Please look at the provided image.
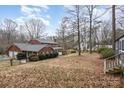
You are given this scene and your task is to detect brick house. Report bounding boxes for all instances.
[7,43,54,58]
[29,39,62,52]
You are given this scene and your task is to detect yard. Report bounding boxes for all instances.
[0,53,123,88]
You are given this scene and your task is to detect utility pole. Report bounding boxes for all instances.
[112,5,116,51]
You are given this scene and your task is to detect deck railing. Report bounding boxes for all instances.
[104,52,124,73]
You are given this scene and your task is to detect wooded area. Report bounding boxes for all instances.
[0,5,124,55]
[56,5,124,55]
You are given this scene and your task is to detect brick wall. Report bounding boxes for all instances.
[7,45,21,52]
[39,47,54,54]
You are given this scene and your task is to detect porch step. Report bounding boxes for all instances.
[113,67,121,70]
[108,67,122,74]
[104,52,124,74]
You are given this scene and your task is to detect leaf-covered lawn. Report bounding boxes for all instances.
[0,53,123,88]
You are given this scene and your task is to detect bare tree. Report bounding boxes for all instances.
[2,19,17,44]
[80,18,89,51]
[92,21,100,49]
[24,18,46,39]
[66,5,82,55]
[115,5,124,36]
[56,17,70,50]
[86,5,96,53]
[101,21,112,44]
[16,25,28,43]
[69,21,77,48]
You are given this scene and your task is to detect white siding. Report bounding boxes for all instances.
[9,51,18,58]
[116,37,124,53]
[9,51,13,58]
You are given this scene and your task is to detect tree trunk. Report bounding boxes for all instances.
[77,5,81,56]
[112,5,116,51]
[89,8,92,54]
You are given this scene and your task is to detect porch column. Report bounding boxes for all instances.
[37,52,39,55]
[26,51,29,62]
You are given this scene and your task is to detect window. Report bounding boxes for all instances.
[116,41,119,49]
[119,41,122,50]
[122,40,124,50]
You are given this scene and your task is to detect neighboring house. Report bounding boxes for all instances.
[92,44,112,50]
[74,42,88,51]
[115,34,124,54]
[29,39,59,46]
[74,41,112,51]
[7,43,54,58]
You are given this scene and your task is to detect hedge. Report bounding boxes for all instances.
[97,47,109,53]
[29,54,39,62]
[16,52,27,60]
[39,54,46,60]
[98,48,115,59]
[17,51,59,62]
[54,51,59,57]
[39,52,58,60]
